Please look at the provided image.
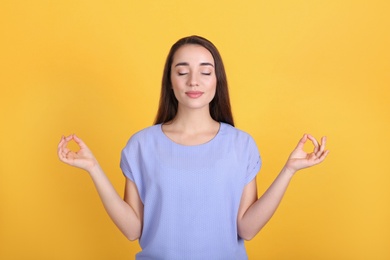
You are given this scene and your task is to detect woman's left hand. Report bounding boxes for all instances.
[284,134,329,173]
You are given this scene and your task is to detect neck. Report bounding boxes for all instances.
[161,106,220,146]
[169,106,217,132]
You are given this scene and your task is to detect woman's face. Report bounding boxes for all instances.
[170,44,217,112]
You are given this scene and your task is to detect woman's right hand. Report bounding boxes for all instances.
[57,134,98,172]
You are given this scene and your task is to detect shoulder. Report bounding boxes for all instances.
[132,124,161,139]
[220,123,256,142]
[123,124,162,150]
[219,123,260,153]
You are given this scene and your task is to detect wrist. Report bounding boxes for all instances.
[86,160,101,175]
[281,166,297,178]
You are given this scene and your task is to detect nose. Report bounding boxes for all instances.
[187,73,199,87]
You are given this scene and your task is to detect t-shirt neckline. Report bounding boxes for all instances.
[159,122,224,147]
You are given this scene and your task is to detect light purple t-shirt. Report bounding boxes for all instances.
[120,123,261,259]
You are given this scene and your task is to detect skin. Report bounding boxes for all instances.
[57,44,329,242]
[171,44,217,112]
[237,134,328,240]
[163,44,220,145]
[58,134,143,240]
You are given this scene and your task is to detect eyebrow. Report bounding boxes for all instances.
[174,62,214,67]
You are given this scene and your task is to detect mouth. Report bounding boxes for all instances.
[185,91,204,98]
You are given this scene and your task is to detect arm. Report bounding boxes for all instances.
[237,134,329,240]
[57,134,143,241]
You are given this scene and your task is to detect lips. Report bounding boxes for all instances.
[185,91,204,98]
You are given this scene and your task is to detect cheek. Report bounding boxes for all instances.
[170,77,180,91]
[209,78,217,92]
[201,75,217,87]
[207,80,217,99]
[170,74,187,88]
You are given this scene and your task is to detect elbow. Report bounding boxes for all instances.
[121,219,142,241]
[123,225,142,241]
[125,231,141,241]
[126,236,139,242]
[238,225,261,241]
[239,232,256,241]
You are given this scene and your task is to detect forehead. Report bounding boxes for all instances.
[172,44,214,65]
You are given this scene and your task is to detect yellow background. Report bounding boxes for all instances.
[1,0,389,259]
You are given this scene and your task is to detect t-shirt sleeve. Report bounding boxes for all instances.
[120,135,141,184]
[119,133,145,203]
[245,136,262,184]
[120,146,135,182]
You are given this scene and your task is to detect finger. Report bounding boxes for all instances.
[59,135,74,151]
[73,134,87,149]
[58,136,68,156]
[314,136,327,158]
[57,136,65,150]
[60,146,76,161]
[58,135,72,152]
[59,149,70,163]
[318,136,327,154]
[317,149,330,162]
[64,134,74,142]
[60,146,70,158]
[307,134,320,153]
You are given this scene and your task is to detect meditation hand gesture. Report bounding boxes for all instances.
[285,134,329,173]
[57,134,98,172]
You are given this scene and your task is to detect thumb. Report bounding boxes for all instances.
[72,134,89,150]
[294,134,308,151]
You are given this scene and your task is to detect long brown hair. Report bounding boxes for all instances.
[154,35,234,126]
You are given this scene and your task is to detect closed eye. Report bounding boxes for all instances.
[178,72,188,76]
[201,72,212,75]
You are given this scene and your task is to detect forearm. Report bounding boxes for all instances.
[87,163,142,240]
[238,167,295,240]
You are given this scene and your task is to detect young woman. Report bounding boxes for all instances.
[58,35,329,259]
